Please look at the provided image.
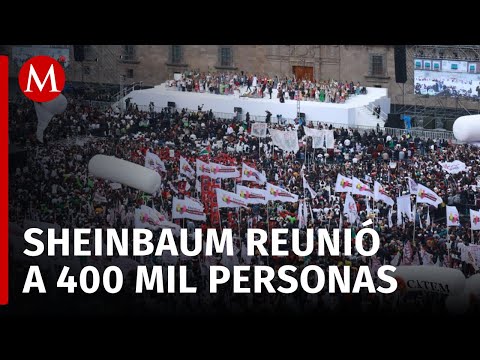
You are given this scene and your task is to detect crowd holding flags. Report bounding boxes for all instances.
[142,140,480,236]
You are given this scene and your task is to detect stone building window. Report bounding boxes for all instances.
[170,45,183,64]
[217,46,235,68]
[369,53,385,76]
[126,68,134,79]
[121,45,137,62]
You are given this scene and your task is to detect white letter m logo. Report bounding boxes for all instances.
[24,64,60,93]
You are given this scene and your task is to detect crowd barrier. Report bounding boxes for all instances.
[83,101,458,142]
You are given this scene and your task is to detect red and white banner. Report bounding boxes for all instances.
[145,151,166,173]
[241,163,266,184]
[172,196,206,221]
[334,174,353,193]
[196,159,211,177]
[416,184,442,208]
[236,185,268,205]
[374,181,394,206]
[446,206,460,227]
[352,177,373,197]
[343,193,358,224]
[216,188,248,208]
[180,156,195,179]
[209,161,240,179]
[470,209,480,230]
[266,183,299,203]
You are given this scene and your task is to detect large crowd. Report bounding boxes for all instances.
[166,70,367,104]
[8,94,480,315]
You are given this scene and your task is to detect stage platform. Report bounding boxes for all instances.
[123,83,391,127]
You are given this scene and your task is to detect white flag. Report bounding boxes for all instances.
[439,160,467,174]
[209,162,240,179]
[180,156,195,179]
[397,194,413,222]
[426,208,431,228]
[269,128,299,153]
[374,181,394,206]
[470,209,480,230]
[172,197,206,221]
[251,122,268,138]
[135,205,168,230]
[304,127,325,149]
[417,206,423,229]
[388,208,393,228]
[407,177,418,194]
[303,127,324,138]
[335,174,353,193]
[241,163,266,184]
[343,193,358,224]
[266,183,299,203]
[145,151,166,172]
[446,206,460,227]
[324,130,335,149]
[196,159,212,178]
[416,184,442,208]
[302,175,317,198]
[110,182,122,190]
[352,177,373,197]
[216,188,248,208]
[236,185,268,205]
[297,202,306,229]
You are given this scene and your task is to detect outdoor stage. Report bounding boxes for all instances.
[123,83,391,127]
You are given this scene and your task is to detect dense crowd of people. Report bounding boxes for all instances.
[8,94,480,315]
[166,70,367,104]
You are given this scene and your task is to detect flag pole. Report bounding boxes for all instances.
[412,205,416,243]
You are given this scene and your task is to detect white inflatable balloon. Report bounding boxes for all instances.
[453,115,480,143]
[392,266,466,296]
[88,155,162,194]
[34,94,68,142]
[41,94,68,115]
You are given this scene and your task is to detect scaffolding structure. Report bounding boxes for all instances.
[392,45,480,130]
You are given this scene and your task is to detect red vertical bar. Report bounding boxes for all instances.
[0,56,8,305]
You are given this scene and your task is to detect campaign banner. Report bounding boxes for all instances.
[335,174,353,193]
[374,181,394,206]
[180,156,195,179]
[216,188,248,208]
[266,183,298,203]
[172,197,206,221]
[145,151,166,173]
[416,184,442,208]
[209,162,240,179]
[352,177,373,197]
[236,185,268,205]
[446,206,460,227]
[241,163,266,184]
